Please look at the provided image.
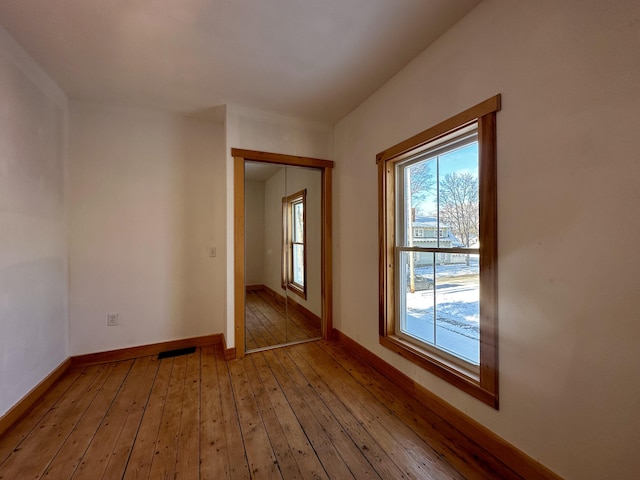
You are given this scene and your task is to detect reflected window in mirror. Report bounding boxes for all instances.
[282,189,307,299]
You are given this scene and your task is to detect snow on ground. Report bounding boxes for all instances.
[403,258,480,364]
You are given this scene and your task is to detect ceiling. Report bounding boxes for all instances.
[245,161,282,182]
[0,0,480,124]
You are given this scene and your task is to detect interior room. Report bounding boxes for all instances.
[1,1,639,479]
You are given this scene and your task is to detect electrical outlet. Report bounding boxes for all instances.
[107,313,119,326]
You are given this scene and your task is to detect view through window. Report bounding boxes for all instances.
[398,129,480,367]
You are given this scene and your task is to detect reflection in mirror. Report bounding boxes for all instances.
[244,161,322,352]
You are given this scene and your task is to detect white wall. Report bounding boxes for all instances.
[69,103,226,355]
[244,179,265,286]
[333,1,640,478]
[224,104,333,345]
[0,27,68,416]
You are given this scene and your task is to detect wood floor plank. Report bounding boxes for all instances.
[270,348,381,480]
[245,290,321,351]
[0,367,84,466]
[301,342,464,480]
[0,342,528,480]
[248,292,288,346]
[285,346,409,480]
[242,354,302,479]
[70,356,158,480]
[301,343,462,479]
[245,300,281,348]
[315,341,521,479]
[123,357,174,480]
[270,292,321,339]
[323,341,522,479]
[174,351,201,480]
[200,346,230,480]
[280,303,321,339]
[251,291,305,344]
[214,345,251,480]
[0,363,112,480]
[244,309,260,351]
[228,357,282,479]
[261,349,356,480]
[254,291,313,342]
[42,360,134,479]
[98,357,160,480]
[292,316,321,340]
[250,353,329,480]
[147,355,188,480]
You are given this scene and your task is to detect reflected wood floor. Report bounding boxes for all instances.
[0,341,522,479]
[246,289,321,350]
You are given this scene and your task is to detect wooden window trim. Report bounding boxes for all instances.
[377,95,501,408]
[283,189,307,300]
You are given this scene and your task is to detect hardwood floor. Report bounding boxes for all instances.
[245,289,321,350]
[0,341,522,479]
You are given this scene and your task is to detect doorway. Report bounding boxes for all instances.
[233,149,333,357]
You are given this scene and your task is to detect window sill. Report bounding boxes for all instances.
[286,283,307,300]
[379,335,498,409]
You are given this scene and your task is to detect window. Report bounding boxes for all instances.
[377,95,500,408]
[283,189,307,299]
[414,228,424,237]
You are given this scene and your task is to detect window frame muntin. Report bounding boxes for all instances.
[377,95,500,409]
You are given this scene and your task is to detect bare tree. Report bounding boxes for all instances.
[408,160,435,209]
[439,172,479,248]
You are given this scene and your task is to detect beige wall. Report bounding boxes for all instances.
[333,1,640,478]
[0,27,68,416]
[244,179,265,286]
[69,103,226,355]
[262,168,285,295]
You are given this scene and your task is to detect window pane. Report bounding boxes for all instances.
[399,250,435,344]
[404,157,437,247]
[438,142,479,249]
[434,252,479,365]
[398,250,479,366]
[292,244,304,286]
[292,202,304,242]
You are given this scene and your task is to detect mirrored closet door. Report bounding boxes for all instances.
[244,162,323,351]
[233,149,333,358]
